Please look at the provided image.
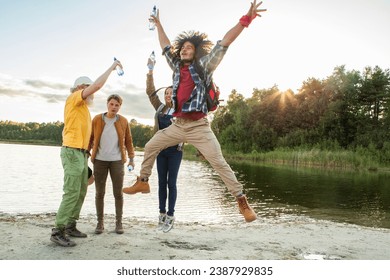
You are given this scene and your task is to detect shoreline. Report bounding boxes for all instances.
[2,141,389,173]
[1,212,389,260]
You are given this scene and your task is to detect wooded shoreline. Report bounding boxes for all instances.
[2,140,389,173]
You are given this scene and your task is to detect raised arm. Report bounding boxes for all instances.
[220,0,267,47]
[146,57,163,111]
[146,57,156,96]
[82,60,122,99]
[151,10,171,50]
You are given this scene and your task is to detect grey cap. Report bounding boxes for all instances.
[73,76,93,87]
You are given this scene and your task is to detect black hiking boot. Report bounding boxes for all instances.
[50,228,76,247]
[65,222,87,238]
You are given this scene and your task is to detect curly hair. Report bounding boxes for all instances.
[172,31,214,62]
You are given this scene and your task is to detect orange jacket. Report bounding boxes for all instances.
[88,113,135,164]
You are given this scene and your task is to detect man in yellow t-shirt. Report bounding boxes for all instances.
[51,60,123,247]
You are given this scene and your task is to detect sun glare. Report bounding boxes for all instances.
[274,90,295,110]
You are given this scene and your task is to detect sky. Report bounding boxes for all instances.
[0,0,389,126]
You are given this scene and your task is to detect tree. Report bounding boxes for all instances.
[129,119,153,148]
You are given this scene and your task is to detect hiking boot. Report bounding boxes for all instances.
[237,195,257,222]
[115,221,124,234]
[65,222,87,238]
[50,228,76,247]
[95,222,104,234]
[157,213,166,230]
[162,215,175,233]
[123,177,150,195]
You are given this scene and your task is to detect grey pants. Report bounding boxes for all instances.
[140,117,243,197]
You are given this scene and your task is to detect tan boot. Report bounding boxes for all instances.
[95,196,104,234]
[123,177,150,194]
[237,195,257,223]
[115,220,124,234]
[95,221,104,234]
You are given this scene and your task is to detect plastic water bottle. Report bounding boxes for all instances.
[149,51,156,64]
[149,5,157,30]
[114,57,124,76]
[127,165,133,172]
[147,51,156,70]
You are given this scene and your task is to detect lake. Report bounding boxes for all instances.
[1,143,389,228]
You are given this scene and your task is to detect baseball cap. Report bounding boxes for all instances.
[73,76,93,87]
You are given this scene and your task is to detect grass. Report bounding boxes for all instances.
[183,144,385,172]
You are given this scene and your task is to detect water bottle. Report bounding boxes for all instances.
[148,51,156,69]
[114,57,124,76]
[149,5,157,30]
[127,165,133,172]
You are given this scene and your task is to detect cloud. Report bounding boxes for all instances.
[0,74,67,99]
[0,86,30,98]
[88,85,155,121]
[0,73,155,124]
[45,94,68,104]
[24,79,69,91]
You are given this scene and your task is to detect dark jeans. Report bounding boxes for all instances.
[93,159,124,222]
[156,146,182,216]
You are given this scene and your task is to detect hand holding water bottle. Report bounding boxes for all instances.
[127,158,135,172]
[114,57,124,76]
[149,5,157,30]
[147,51,156,71]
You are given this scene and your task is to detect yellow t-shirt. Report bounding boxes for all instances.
[62,90,92,149]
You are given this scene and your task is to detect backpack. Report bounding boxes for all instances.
[193,65,221,112]
[205,79,220,112]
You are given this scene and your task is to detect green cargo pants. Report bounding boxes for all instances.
[55,147,88,229]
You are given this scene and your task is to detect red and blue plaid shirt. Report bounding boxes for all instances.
[163,41,228,115]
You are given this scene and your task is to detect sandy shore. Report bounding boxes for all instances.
[0,212,389,260]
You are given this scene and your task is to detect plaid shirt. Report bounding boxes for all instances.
[163,41,228,114]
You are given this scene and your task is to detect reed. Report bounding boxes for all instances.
[224,148,382,171]
[182,145,383,172]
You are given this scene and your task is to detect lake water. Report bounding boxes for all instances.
[230,161,390,229]
[1,143,389,228]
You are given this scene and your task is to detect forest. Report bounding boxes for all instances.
[0,119,153,148]
[1,65,390,168]
[211,65,390,167]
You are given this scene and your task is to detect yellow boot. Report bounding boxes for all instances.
[237,195,257,222]
[123,177,150,195]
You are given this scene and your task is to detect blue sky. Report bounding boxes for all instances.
[1,0,389,125]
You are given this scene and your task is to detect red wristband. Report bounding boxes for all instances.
[239,14,258,28]
[239,15,251,27]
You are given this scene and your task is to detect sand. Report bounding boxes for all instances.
[1,212,389,260]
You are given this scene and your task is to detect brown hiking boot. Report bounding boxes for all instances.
[95,221,104,234]
[115,221,124,234]
[237,195,257,222]
[123,177,150,194]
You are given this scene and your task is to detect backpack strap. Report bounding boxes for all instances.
[151,87,166,97]
[156,103,165,114]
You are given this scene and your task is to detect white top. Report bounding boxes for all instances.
[95,115,121,161]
